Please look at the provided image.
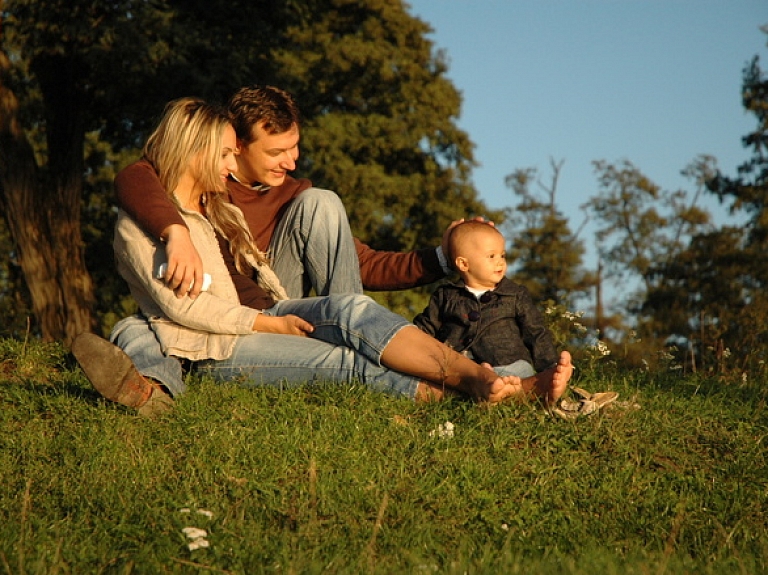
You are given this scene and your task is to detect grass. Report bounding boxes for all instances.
[0,337,767,574]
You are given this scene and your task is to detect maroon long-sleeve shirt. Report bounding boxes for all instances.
[114,160,445,300]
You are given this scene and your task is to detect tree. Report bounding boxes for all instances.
[273,0,492,250]
[700,25,768,369]
[708,27,768,277]
[253,0,502,317]
[0,0,180,342]
[502,160,593,309]
[1,0,498,335]
[586,159,712,310]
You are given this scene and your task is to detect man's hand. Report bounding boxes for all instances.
[163,224,205,299]
[440,216,495,263]
[253,314,315,336]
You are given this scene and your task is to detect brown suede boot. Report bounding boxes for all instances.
[72,333,174,417]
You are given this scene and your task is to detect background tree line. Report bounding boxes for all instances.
[0,0,495,343]
[0,1,766,373]
[503,25,768,373]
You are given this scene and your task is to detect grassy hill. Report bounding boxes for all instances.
[0,337,766,574]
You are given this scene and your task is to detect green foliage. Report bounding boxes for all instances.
[1,0,500,333]
[503,161,594,309]
[586,159,714,298]
[1,337,767,573]
[272,0,501,253]
[0,219,33,338]
[681,28,768,372]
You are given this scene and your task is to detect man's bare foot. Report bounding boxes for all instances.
[414,382,464,402]
[525,351,573,405]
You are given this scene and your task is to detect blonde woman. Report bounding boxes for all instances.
[74,98,572,413]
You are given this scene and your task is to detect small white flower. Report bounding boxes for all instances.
[188,539,210,551]
[182,527,208,539]
[197,509,214,518]
[429,421,455,439]
[183,527,210,551]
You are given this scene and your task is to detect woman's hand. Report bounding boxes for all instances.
[253,314,315,337]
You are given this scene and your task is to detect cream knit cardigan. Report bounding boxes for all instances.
[113,206,288,361]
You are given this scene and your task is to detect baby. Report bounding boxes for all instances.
[414,220,558,378]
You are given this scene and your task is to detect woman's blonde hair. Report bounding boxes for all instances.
[143,97,268,271]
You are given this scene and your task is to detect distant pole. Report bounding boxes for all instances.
[595,258,604,337]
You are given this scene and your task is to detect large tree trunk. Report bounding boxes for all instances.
[0,49,95,344]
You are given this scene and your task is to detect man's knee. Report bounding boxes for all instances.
[291,187,345,217]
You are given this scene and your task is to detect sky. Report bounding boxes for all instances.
[406,0,766,297]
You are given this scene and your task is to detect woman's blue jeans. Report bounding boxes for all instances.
[112,295,421,399]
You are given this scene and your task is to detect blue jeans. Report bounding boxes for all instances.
[494,360,536,378]
[269,187,363,298]
[196,294,420,398]
[111,315,188,397]
[112,295,421,399]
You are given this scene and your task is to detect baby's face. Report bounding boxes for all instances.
[456,230,507,290]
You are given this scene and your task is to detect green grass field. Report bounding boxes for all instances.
[1,337,766,574]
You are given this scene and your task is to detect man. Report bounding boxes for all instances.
[75,86,477,413]
[117,85,459,301]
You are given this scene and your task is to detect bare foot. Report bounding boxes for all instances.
[486,374,525,403]
[414,382,463,402]
[524,351,573,405]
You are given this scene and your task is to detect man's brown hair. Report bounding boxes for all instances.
[228,85,301,144]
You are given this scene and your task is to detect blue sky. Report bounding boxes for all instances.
[407,1,765,275]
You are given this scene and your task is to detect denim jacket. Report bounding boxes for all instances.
[413,277,557,372]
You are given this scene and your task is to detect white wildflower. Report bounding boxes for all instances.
[182,527,210,552]
[429,421,455,439]
[573,322,587,333]
[594,340,610,356]
[659,350,674,361]
[182,527,207,539]
[188,539,210,551]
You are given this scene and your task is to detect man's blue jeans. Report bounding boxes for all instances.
[196,294,420,398]
[269,187,363,298]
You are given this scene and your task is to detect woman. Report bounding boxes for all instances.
[77,98,571,411]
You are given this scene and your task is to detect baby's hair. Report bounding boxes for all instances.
[448,220,504,261]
